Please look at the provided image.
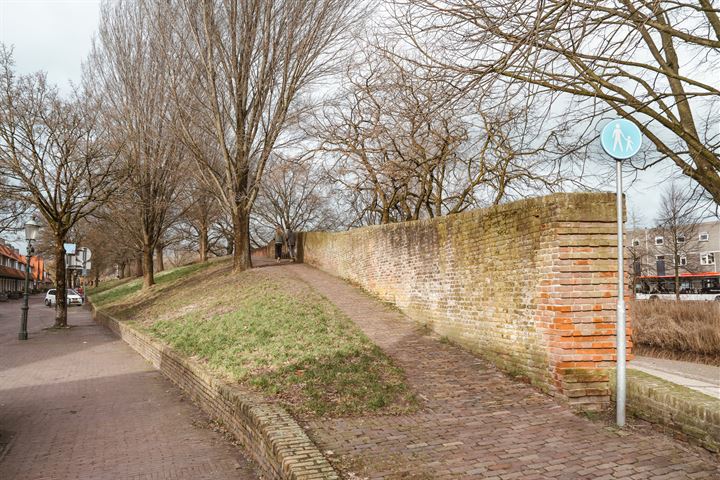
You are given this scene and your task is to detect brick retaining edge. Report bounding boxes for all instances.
[612,369,720,452]
[91,305,338,479]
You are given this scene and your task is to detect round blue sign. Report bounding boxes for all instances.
[600,119,642,160]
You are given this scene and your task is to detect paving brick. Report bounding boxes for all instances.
[0,297,260,479]
[274,261,720,480]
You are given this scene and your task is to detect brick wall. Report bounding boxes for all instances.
[301,193,630,411]
[92,306,338,480]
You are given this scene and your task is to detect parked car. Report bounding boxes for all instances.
[44,288,84,307]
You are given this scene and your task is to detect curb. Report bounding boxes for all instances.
[611,369,720,452]
[91,305,338,479]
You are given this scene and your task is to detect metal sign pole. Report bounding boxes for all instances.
[600,118,641,428]
[615,160,626,427]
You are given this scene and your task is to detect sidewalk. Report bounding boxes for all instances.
[630,356,720,399]
[268,261,719,479]
[0,296,259,480]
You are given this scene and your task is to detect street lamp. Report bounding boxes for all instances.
[19,217,41,341]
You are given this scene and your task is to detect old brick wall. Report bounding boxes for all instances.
[301,192,630,410]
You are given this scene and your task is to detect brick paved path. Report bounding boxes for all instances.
[0,296,260,480]
[281,263,719,480]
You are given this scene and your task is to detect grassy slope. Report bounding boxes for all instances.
[89,258,416,418]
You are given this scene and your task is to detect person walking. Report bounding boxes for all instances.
[286,229,297,261]
[274,226,284,262]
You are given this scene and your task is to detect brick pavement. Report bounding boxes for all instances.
[0,296,260,480]
[280,263,720,480]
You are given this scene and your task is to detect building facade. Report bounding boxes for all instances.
[0,239,49,293]
[628,220,720,278]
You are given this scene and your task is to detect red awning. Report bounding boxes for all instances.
[639,272,720,279]
[0,265,26,280]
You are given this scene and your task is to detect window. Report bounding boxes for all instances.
[679,256,687,266]
[700,253,716,266]
[699,232,709,242]
[656,255,665,261]
[655,236,664,245]
[632,239,640,247]
[676,234,685,244]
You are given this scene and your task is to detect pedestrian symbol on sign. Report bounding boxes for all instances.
[601,119,642,160]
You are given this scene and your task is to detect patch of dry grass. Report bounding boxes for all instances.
[631,300,720,365]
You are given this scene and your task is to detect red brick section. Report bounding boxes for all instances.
[93,306,338,480]
[300,193,630,411]
[283,262,719,479]
[0,296,260,480]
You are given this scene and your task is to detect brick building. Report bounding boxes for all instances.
[0,239,49,293]
[627,219,720,277]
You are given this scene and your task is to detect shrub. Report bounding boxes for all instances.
[631,300,720,365]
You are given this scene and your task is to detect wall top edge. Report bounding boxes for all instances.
[307,192,619,236]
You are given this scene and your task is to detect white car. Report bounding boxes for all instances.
[44,288,84,307]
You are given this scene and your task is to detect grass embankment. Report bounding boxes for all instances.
[631,300,720,366]
[89,258,416,418]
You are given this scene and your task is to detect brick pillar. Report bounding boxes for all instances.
[541,194,631,411]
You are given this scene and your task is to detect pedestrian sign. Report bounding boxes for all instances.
[600,119,642,160]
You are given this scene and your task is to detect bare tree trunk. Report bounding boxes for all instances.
[54,239,68,328]
[134,256,143,277]
[232,209,252,271]
[199,224,208,262]
[142,245,155,288]
[155,245,164,272]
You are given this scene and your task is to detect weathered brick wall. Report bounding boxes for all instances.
[92,306,338,480]
[302,193,630,410]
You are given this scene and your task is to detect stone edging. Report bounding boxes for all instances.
[612,369,720,452]
[91,305,338,479]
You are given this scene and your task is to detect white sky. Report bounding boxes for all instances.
[0,0,101,95]
[1,0,101,252]
[0,0,683,255]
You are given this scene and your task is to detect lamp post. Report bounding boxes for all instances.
[19,217,41,341]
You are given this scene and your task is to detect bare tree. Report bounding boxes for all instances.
[316,46,574,225]
[654,182,702,300]
[627,209,649,297]
[251,153,340,244]
[0,46,119,327]
[80,215,133,285]
[88,0,186,288]
[174,176,223,262]
[394,1,720,205]
[0,195,26,237]
[166,0,364,271]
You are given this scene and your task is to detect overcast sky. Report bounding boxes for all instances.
[0,0,682,254]
[1,0,101,251]
[0,0,101,94]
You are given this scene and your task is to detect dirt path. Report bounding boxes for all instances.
[258,259,718,479]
